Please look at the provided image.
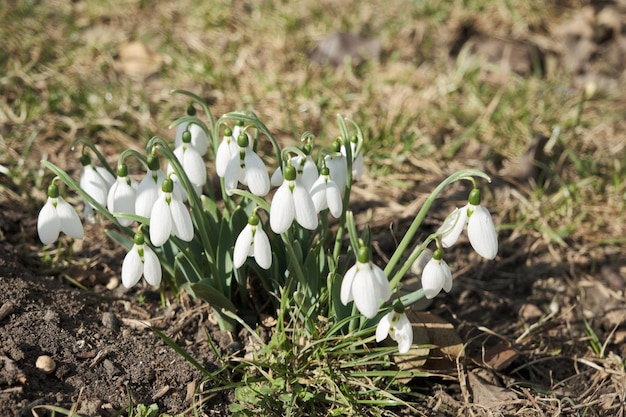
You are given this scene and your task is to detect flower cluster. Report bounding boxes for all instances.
[37,97,498,355]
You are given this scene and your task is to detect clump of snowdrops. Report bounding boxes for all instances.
[38,89,497,357]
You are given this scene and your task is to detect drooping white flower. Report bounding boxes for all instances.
[340,246,391,319]
[376,306,413,354]
[224,132,270,197]
[149,177,194,246]
[269,164,317,234]
[421,249,453,299]
[309,166,342,218]
[233,213,272,269]
[37,182,84,244]
[121,232,162,288]
[107,164,137,227]
[341,136,364,181]
[216,127,238,178]
[271,154,319,191]
[174,121,208,156]
[168,130,207,196]
[79,154,115,223]
[135,155,167,219]
[324,139,348,191]
[439,188,498,260]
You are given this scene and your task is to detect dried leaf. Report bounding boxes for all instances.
[468,370,518,407]
[114,41,163,79]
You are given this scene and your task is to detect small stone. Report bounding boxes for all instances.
[36,355,56,374]
[102,312,120,332]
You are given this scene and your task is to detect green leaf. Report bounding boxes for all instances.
[182,281,237,313]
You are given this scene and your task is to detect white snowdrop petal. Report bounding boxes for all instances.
[351,267,381,319]
[270,167,284,187]
[95,166,115,189]
[340,264,358,305]
[371,264,391,302]
[395,318,413,354]
[182,147,207,188]
[169,198,194,242]
[216,138,233,177]
[325,180,343,218]
[325,155,348,191]
[440,260,453,293]
[440,207,468,248]
[223,155,241,196]
[149,197,172,246]
[292,184,318,230]
[81,167,109,206]
[37,199,61,245]
[233,225,254,268]
[421,259,450,299]
[467,205,498,260]
[309,178,327,213]
[55,198,84,240]
[142,245,162,286]
[270,183,295,234]
[301,157,319,191]
[185,123,209,156]
[135,173,162,219]
[375,312,392,342]
[121,246,144,288]
[244,151,270,196]
[108,179,137,227]
[253,228,272,270]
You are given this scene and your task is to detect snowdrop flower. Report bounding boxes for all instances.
[439,188,498,260]
[340,246,391,319]
[79,154,115,223]
[341,135,364,181]
[107,163,137,227]
[174,118,209,156]
[421,248,453,299]
[168,130,207,196]
[270,164,317,234]
[215,127,238,178]
[224,132,270,197]
[233,212,272,269]
[271,154,319,191]
[37,182,84,244]
[376,304,413,354]
[324,139,348,192]
[149,177,194,246]
[310,166,342,218]
[122,232,162,288]
[135,155,167,219]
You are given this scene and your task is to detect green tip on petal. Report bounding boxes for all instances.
[47,182,59,198]
[79,154,91,166]
[116,163,128,177]
[237,132,249,148]
[182,130,192,144]
[331,138,342,153]
[133,233,145,245]
[320,166,330,176]
[432,248,443,261]
[161,177,174,193]
[357,246,370,263]
[223,127,232,136]
[147,154,160,171]
[186,104,196,116]
[468,188,481,206]
[248,213,260,226]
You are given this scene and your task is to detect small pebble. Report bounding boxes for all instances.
[102,312,120,332]
[36,355,56,374]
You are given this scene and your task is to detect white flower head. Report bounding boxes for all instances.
[376,305,413,354]
[149,177,194,246]
[340,246,391,319]
[174,120,208,156]
[324,139,348,192]
[107,164,137,227]
[439,188,498,260]
[310,166,343,218]
[168,131,207,195]
[79,154,115,223]
[216,127,238,178]
[341,135,364,181]
[224,131,270,197]
[269,164,317,234]
[122,232,162,288]
[233,212,272,269]
[421,249,453,299]
[271,154,319,191]
[135,155,167,219]
[37,182,84,245]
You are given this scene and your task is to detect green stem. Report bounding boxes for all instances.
[170,89,216,138]
[70,138,115,177]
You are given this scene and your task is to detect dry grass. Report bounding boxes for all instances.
[1,0,625,415]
